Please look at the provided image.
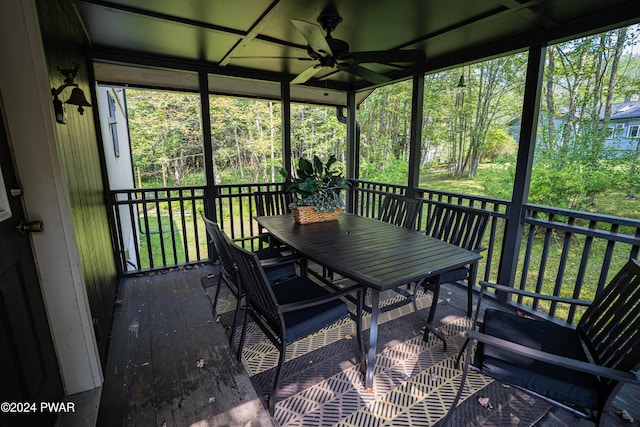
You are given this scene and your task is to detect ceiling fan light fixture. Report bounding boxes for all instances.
[317,10,342,32]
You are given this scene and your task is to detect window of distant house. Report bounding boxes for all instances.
[606,123,624,139]
[107,91,120,157]
[627,124,640,139]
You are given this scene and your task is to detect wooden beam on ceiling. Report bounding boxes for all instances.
[219,0,288,66]
[393,0,547,51]
[496,0,557,28]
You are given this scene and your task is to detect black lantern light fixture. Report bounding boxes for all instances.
[51,63,92,124]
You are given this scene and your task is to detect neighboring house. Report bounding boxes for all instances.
[604,101,640,153]
[508,100,640,154]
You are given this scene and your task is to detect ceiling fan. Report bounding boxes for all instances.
[289,11,426,85]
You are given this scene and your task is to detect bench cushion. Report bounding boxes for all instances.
[475,308,602,410]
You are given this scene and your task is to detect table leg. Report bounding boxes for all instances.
[467,260,479,317]
[423,322,447,352]
[365,289,380,390]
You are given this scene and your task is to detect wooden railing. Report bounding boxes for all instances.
[109,180,640,324]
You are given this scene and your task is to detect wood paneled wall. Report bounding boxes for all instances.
[36,0,117,365]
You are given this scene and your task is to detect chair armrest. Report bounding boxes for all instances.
[232,235,262,245]
[479,281,591,306]
[279,284,363,313]
[467,330,640,384]
[233,233,279,244]
[259,253,305,268]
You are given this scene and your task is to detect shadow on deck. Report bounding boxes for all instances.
[96,263,639,426]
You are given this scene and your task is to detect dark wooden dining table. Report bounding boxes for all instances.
[255,212,482,390]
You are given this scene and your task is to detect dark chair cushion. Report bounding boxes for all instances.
[255,246,287,259]
[265,265,296,282]
[271,277,349,343]
[475,309,602,410]
[255,247,296,283]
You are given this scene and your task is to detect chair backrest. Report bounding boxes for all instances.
[425,202,490,252]
[577,258,640,377]
[201,213,236,276]
[254,190,293,217]
[378,193,420,229]
[228,240,281,330]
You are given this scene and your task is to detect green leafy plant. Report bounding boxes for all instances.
[280,155,350,212]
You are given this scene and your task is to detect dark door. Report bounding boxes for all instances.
[0,107,63,425]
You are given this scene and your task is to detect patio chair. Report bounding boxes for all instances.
[254,189,294,217]
[254,190,294,248]
[414,202,489,330]
[443,258,640,427]
[377,193,421,229]
[230,240,365,414]
[201,213,301,350]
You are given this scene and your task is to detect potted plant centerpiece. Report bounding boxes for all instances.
[281,155,350,224]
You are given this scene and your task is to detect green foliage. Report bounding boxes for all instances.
[127,89,203,186]
[479,162,515,200]
[360,157,409,184]
[482,127,517,162]
[530,163,588,209]
[281,155,350,211]
[291,104,347,161]
[528,114,640,211]
[478,152,640,214]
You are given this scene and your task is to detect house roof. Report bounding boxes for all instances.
[610,102,640,120]
[77,0,640,105]
[551,101,640,122]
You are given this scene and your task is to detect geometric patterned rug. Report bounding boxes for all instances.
[205,275,551,427]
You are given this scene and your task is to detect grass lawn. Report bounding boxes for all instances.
[419,165,488,195]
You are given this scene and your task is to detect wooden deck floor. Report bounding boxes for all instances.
[97,264,275,427]
[97,263,639,427]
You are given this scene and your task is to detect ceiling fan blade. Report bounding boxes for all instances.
[290,64,327,84]
[344,49,426,64]
[291,19,332,57]
[337,63,391,84]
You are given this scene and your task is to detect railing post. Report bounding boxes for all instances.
[281,82,292,180]
[199,71,217,260]
[200,72,215,218]
[345,90,358,213]
[497,44,545,300]
[407,73,424,199]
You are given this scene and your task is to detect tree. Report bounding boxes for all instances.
[447,55,526,178]
[533,26,637,209]
[127,89,203,186]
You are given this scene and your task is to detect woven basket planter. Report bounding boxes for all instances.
[290,205,341,224]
